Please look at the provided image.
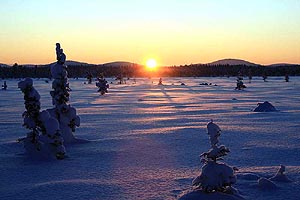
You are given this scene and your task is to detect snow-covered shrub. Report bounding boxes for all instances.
[192,121,237,192]
[48,43,80,143]
[96,76,109,95]
[18,43,81,159]
[18,78,66,160]
[180,121,244,200]
[235,72,246,90]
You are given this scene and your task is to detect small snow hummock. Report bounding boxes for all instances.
[179,120,244,200]
[258,177,277,190]
[49,43,80,143]
[18,78,66,160]
[269,165,292,182]
[253,101,277,112]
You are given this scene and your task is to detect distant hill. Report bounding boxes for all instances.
[43,60,94,67]
[207,59,259,66]
[64,60,93,66]
[267,63,299,67]
[103,61,137,67]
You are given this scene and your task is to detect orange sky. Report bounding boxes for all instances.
[1,0,299,66]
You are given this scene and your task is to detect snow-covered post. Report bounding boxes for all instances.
[192,121,237,193]
[48,43,80,143]
[18,78,66,159]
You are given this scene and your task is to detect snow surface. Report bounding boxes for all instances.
[0,76,300,200]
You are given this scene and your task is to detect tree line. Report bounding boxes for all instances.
[1,63,300,79]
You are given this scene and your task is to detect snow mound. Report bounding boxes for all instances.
[253,101,277,112]
[269,165,292,182]
[258,177,277,190]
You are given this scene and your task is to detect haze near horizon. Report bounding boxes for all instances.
[0,0,299,66]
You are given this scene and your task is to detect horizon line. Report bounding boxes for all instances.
[1,58,299,67]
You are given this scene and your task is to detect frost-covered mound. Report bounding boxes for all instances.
[253,101,277,112]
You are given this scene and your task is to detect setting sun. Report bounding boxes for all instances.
[146,59,157,69]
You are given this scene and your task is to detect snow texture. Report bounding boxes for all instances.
[1,76,300,200]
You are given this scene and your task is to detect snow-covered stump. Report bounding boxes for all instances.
[18,78,66,160]
[179,121,244,200]
[49,43,80,143]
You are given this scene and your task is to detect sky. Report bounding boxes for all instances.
[0,0,300,66]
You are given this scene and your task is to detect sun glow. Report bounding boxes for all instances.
[146,58,157,69]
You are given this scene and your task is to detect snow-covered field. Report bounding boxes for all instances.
[1,76,300,200]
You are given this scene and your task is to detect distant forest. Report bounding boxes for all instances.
[1,63,300,79]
